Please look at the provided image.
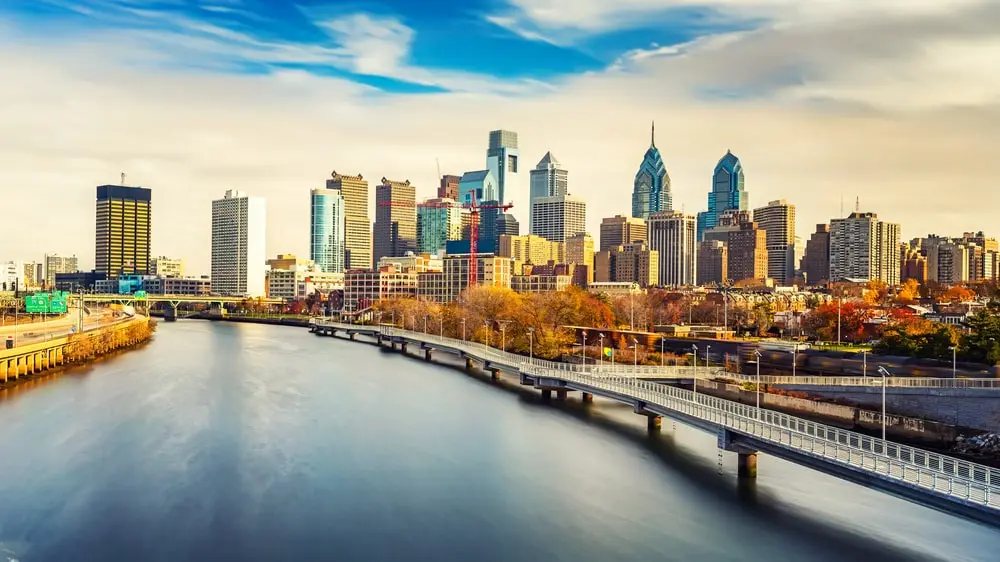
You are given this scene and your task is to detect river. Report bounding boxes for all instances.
[0,321,997,561]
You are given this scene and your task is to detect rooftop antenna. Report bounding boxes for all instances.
[436,158,442,181]
[121,172,126,186]
[855,195,860,213]
[651,121,655,148]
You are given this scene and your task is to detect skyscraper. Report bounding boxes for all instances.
[530,195,586,243]
[697,150,747,240]
[486,130,519,204]
[529,152,568,231]
[697,240,728,285]
[600,215,647,251]
[417,198,462,255]
[211,189,266,297]
[803,224,831,285]
[95,184,152,278]
[44,254,78,288]
[753,199,796,285]
[458,170,497,206]
[829,212,900,285]
[327,172,371,271]
[566,232,595,284]
[631,123,671,220]
[438,175,460,200]
[647,211,697,287]
[310,187,345,273]
[373,177,417,264]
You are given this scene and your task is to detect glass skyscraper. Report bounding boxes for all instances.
[417,199,462,255]
[697,150,747,241]
[310,188,345,273]
[631,123,671,220]
[486,130,518,204]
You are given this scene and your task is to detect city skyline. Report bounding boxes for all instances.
[1,1,997,273]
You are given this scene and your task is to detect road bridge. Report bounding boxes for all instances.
[310,318,1000,526]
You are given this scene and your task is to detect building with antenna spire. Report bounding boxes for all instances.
[631,122,671,220]
[696,149,747,241]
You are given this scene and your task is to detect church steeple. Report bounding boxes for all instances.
[651,121,655,148]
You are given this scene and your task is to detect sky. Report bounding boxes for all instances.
[1,0,998,274]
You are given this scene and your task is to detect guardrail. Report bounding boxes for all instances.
[719,373,1000,389]
[314,318,1000,512]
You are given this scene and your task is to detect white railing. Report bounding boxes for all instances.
[719,373,1000,389]
[313,318,999,512]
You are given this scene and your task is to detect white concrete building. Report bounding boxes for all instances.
[753,199,796,285]
[647,211,697,287]
[530,194,586,243]
[211,190,266,297]
[150,256,185,278]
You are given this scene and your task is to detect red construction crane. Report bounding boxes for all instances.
[377,194,513,287]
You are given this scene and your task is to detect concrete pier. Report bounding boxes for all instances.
[465,357,474,371]
[424,348,433,361]
[541,389,552,401]
[488,368,500,381]
[555,389,568,400]
[647,415,662,431]
[581,392,593,403]
[737,452,758,479]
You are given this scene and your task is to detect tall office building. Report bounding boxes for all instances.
[486,130,519,204]
[417,198,462,255]
[900,243,928,283]
[697,240,728,285]
[615,242,660,288]
[95,184,152,278]
[495,213,520,243]
[529,152,568,231]
[438,175,461,200]
[829,212,901,285]
[458,170,498,206]
[374,177,417,264]
[566,232,595,284]
[647,211,697,287]
[697,150,747,240]
[327,172,371,271]
[211,189,266,297]
[727,220,769,283]
[530,194,586,243]
[600,215,647,251]
[44,254,78,288]
[632,123,671,220]
[753,199,796,285]
[803,224,831,285]
[310,187,346,273]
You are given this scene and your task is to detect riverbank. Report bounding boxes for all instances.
[149,311,310,327]
[0,316,156,389]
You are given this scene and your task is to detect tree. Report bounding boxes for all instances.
[894,279,920,305]
[960,302,1000,364]
[943,285,975,303]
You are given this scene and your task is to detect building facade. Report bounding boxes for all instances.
[44,254,78,288]
[458,170,498,207]
[326,172,371,271]
[600,215,647,251]
[530,194,586,243]
[498,234,565,275]
[528,152,568,231]
[565,232,595,284]
[486,130,519,204]
[417,198,462,255]
[438,175,461,200]
[697,150,747,240]
[310,187,346,273]
[511,274,571,293]
[753,199,796,285]
[150,256,185,278]
[211,189,267,297]
[142,276,211,296]
[647,211,696,287]
[344,267,419,311]
[727,220,769,283]
[900,243,928,283]
[631,123,671,220]
[416,255,513,303]
[95,184,152,278]
[696,240,728,285]
[373,177,417,266]
[803,224,831,285]
[829,212,901,285]
[596,243,659,287]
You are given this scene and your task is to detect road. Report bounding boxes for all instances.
[0,307,123,347]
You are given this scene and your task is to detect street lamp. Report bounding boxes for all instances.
[439,315,444,339]
[753,350,762,420]
[581,330,587,365]
[461,318,466,341]
[499,321,509,352]
[691,344,699,399]
[875,366,891,441]
[484,321,491,348]
[423,315,428,334]
[949,345,957,379]
[705,344,711,373]
[792,342,797,379]
[631,337,639,373]
[660,336,665,368]
[862,349,868,382]
[528,327,535,360]
[598,333,605,369]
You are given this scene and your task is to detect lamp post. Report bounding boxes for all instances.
[499,321,509,352]
[598,333,605,369]
[630,284,636,331]
[423,315,428,334]
[461,318,466,341]
[528,327,534,361]
[837,296,842,347]
[753,350,762,420]
[691,344,698,399]
[439,315,444,339]
[581,330,587,365]
[631,337,639,373]
[949,345,957,378]
[862,349,867,382]
[484,321,491,348]
[792,342,797,379]
[876,366,890,441]
[705,345,711,373]
[660,337,665,367]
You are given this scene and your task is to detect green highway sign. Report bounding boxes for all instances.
[25,293,49,314]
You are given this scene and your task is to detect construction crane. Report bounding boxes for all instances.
[377,195,513,287]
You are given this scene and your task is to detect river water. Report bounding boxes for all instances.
[0,321,997,561]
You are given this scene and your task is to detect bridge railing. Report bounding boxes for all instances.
[718,373,1000,389]
[536,368,1000,511]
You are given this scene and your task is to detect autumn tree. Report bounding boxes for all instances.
[894,279,920,305]
[943,285,975,303]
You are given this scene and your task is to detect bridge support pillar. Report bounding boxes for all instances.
[738,452,758,479]
[424,349,433,362]
[400,342,408,354]
[487,368,500,381]
[164,304,177,322]
[555,389,568,400]
[349,333,356,341]
[581,392,593,403]
[376,335,382,346]
[647,415,662,432]
[465,357,474,371]
[541,389,552,401]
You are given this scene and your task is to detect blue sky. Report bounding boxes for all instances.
[1,0,758,93]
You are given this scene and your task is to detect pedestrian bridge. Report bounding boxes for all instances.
[310,318,999,525]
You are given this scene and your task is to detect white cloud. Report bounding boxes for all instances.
[0,1,998,273]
